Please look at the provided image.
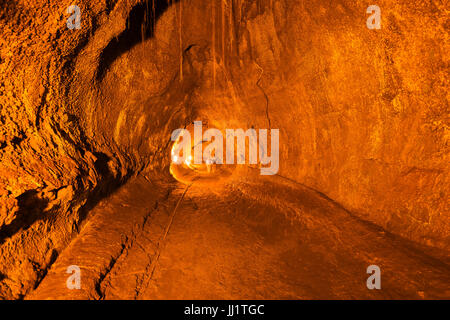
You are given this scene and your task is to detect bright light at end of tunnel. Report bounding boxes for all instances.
[184,155,192,166]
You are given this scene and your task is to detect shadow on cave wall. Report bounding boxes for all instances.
[0,191,50,245]
[0,0,181,245]
[96,0,179,81]
[73,152,134,233]
[0,152,130,245]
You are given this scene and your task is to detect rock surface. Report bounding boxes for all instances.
[27,175,450,299]
[0,0,448,299]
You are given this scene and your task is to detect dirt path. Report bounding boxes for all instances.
[27,175,450,299]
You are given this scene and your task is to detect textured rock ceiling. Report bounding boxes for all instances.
[0,0,448,299]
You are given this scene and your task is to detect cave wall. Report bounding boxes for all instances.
[0,0,448,298]
[179,0,449,250]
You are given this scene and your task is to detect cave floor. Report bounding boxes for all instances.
[27,175,450,300]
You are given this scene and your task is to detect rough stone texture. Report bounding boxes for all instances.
[0,0,448,299]
[25,175,450,299]
[190,0,450,250]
